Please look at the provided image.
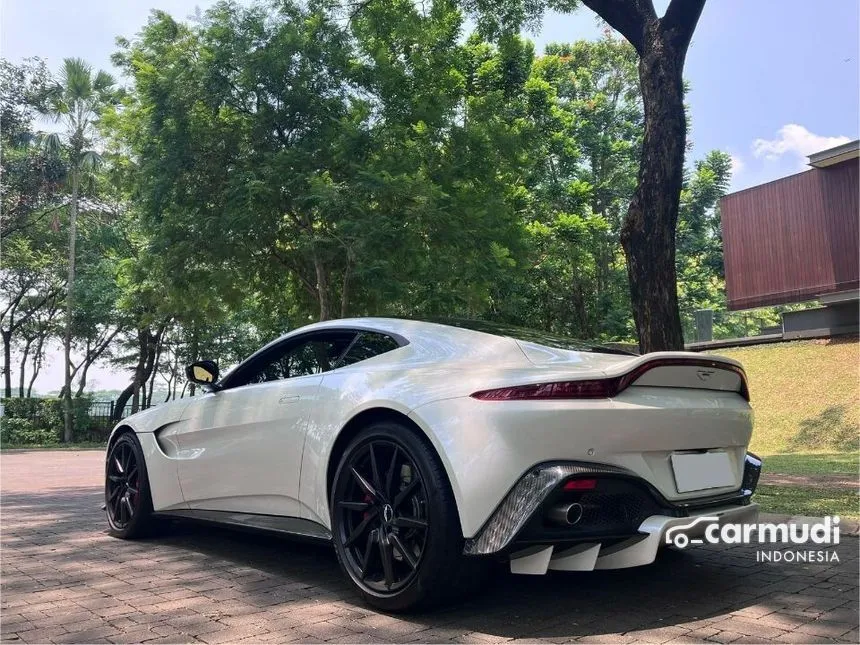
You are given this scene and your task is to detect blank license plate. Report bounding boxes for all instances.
[671,452,734,493]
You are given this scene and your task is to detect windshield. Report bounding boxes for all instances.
[426,318,638,356]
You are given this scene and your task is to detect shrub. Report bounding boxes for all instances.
[1,397,40,420]
[1,397,94,443]
[0,418,61,446]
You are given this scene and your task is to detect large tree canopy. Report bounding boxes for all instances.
[462,0,708,351]
[1,0,748,432]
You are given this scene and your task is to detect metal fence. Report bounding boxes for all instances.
[683,309,783,343]
[88,400,152,431]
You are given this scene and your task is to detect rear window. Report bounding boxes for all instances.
[428,319,637,355]
[338,332,401,367]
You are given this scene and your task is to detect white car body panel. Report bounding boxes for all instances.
[409,386,751,538]
[109,317,756,565]
[175,374,323,516]
[137,429,186,512]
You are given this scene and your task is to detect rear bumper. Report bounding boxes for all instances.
[507,502,760,574]
[464,453,763,558]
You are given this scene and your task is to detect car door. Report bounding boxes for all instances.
[175,330,357,517]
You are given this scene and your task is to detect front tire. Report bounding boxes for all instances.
[330,421,483,612]
[105,432,157,539]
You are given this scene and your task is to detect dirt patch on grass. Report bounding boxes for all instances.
[761,472,859,488]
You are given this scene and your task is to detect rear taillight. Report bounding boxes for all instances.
[470,379,616,400]
[470,358,750,401]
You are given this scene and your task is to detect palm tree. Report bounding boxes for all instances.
[39,58,117,442]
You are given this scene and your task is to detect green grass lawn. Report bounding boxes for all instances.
[709,337,859,518]
[753,485,859,519]
[762,451,859,476]
[710,336,859,456]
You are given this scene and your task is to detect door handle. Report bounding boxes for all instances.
[278,395,300,404]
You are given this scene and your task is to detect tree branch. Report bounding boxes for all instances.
[581,0,656,55]
[348,0,376,22]
[1,202,66,240]
[270,248,318,298]
[1,287,28,324]
[660,0,707,54]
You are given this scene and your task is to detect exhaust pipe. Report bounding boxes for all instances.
[548,502,584,526]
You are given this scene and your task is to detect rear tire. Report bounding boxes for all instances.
[105,432,157,539]
[330,421,486,612]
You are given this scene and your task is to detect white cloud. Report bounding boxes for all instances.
[729,153,744,177]
[752,124,851,163]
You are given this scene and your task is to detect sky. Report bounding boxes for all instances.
[2,0,858,393]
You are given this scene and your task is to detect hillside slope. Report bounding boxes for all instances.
[709,336,859,455]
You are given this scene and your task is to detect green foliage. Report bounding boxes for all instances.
[0,397,91,444]
[107,0,536,326]
[38,57,120,166]
[1,397,42,419]
[460,0,580,40]
[0,418,61,446]
[487,33,641,341]
[0,58,66,240]
[3,0,748,405]
[103,2,655,342]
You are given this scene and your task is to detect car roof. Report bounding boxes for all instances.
[278,317,636,356]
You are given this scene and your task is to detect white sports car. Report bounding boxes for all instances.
[105,318,761,611]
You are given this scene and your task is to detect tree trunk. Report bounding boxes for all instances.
[76,360,91,397]
[340,260,351,319]
[188,325,198,397]
[63,167,80,441]
[114,329,161,420]
[115,329,148,421]
[581,0,705,353]
[131,337,145,414]
[620,26,686,353]
[74,328,120,397]
[74,339,91,397]
[18,337,32,398]
[147,335,163,407]
[167,347,178,401]
[164,364,175,403]
[26,334,44,398]
[339,246,354,320]
[314,256,331,321]
[2,329,11,398]
[143,328,162,406]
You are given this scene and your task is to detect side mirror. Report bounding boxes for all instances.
[185,360,220,387]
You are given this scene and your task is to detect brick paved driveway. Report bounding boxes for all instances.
[1,450,857,644]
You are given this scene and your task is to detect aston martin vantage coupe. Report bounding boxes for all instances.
[104,318,761,611]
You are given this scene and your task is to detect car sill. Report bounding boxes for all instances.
[155,509,333,542]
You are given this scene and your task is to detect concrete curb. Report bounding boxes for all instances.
[759,512,860,537]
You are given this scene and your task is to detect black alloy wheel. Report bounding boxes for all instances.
[105,432,156,538]
[336,439,429,594]
[106,440,140,528]
[331,421,488,611]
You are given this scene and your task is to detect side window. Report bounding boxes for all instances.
[249,333,356,384]
[338,332,400,368]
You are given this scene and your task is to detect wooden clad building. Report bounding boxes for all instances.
[721,140,859,311]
